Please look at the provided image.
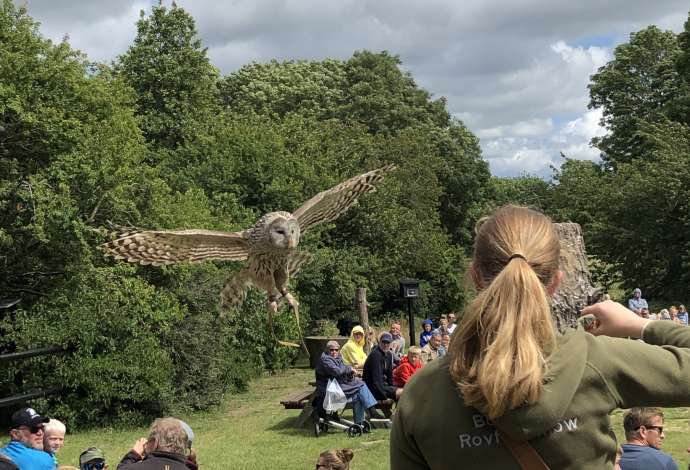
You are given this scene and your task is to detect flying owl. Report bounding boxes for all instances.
[101,165,395,346]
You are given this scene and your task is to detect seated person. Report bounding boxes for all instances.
[447,312,457,334]
[389,321,405,363]
[117,418,189,470]
[0,455,18,470]
[677,304,689,325]
[0,408,53,470]
[340,325,367,370]
[620,407,675,470]
[419,319,433,347]
[80,447,107,470]
[363,333,402,401]
[435,315,449,335]
[420,330,442,364]
[392,346,423,387]
[628,288,648,315]
[44,419,66,467]
[438,333,450,357]
[315,341,384,424]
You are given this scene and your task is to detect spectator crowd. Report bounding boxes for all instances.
[628,288,688,326]
[0,408,197,470]
[313,314,459,428]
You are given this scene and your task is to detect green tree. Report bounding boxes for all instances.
[219,52,490,245]
[588,121,690,299]
[116,4,220,151]
[0,2,291,427]
[669,14,690,126]
[488,175,551,212]
[589,26,681,166]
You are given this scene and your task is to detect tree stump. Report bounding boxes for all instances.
[552,222,595,331]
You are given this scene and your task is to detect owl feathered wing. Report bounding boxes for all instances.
[292,165,395,234]
[102,229,250,266]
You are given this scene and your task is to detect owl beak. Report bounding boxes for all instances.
[288,238,296,248]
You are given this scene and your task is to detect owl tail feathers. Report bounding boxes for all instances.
[219,274,249,316]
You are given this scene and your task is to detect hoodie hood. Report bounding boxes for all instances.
[422,319,433,326]
[349,325,366,346]
[492,326,588,440]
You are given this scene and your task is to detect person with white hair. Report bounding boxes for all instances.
[43,418,66,466]
[628,288,648,315]
[117,418,189,470]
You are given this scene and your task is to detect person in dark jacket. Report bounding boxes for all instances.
[315,340,384,424]
[117,418,189,470]
[363,333,403,401]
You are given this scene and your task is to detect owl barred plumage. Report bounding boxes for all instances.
[101,165,395,346]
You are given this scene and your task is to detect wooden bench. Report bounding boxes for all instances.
[280,388,315,410]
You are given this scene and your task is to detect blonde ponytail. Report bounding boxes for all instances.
[449,205,560,420]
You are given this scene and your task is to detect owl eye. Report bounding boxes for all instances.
[276,229,286,235]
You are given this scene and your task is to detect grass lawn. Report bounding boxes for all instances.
[40,367,690,469]
[54,366,390,470]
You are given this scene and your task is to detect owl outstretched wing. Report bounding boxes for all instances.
[292,165,395,234]
[102,229,250,266]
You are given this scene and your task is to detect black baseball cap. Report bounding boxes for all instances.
[11,408,49,429]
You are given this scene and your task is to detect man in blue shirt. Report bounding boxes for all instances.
[677,305,689,326]
[620,407,677,470]
[0,408,54,470]
[628,288,649,315]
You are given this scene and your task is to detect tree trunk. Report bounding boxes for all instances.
[552,222,595,331]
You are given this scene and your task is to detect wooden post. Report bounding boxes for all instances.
[355,287,372,354]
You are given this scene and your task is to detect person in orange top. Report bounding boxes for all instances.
[393,346,423,387]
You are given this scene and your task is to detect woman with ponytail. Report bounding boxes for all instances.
[315,448,354,470]
[391,205,690,470]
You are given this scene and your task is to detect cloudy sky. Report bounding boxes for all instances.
[19,0,690,177]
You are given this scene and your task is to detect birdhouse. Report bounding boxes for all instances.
[399,279,420,299]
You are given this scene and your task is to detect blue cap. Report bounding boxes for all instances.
[380,332,393,343]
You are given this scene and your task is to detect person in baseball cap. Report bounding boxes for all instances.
[363,331,403,402]
[79,447,107,470]
[0,408,54,470]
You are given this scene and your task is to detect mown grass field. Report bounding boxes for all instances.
[38,367,690,469]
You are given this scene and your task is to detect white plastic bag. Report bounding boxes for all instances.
[324,378,347,412]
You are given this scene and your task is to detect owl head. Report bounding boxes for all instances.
[266,216,300,250]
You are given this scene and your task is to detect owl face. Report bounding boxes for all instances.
[268,218,300,249]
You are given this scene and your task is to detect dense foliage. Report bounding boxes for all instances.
[0,2,487,426]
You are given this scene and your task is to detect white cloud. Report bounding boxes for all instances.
[477,119,554,139]
[15,0,689,176]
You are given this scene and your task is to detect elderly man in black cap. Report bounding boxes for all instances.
[363,332,403,401]
[0,408,54,470]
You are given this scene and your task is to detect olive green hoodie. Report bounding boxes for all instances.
[391,321,690,469]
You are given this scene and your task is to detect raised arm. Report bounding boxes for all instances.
[583,301,690,408]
